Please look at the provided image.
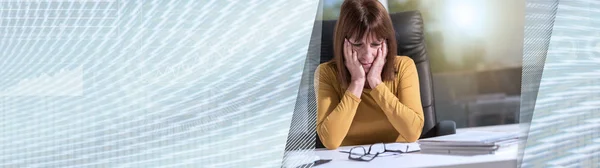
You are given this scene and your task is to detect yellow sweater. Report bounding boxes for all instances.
[314,56,425,150]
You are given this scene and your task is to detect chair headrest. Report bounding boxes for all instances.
[320,10,428,64]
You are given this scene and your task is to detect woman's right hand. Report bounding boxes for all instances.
[344,38,366,98]
[344,38,366,82]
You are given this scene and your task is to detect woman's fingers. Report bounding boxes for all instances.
[379,41,387,64]
[344,38,352,61]
[352,49,358,63]
[383,40,387,57]
[344,39,358,69]
[373,47,383,65]
[353,49,365,74]
[343,39,348,59]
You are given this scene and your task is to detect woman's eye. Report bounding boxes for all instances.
[371,43,381,47]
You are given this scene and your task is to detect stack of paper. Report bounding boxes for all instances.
[417,131,520,156]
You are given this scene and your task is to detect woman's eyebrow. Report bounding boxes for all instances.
[366,38,382,43]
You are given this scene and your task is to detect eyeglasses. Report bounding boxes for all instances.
[347,143,417,162]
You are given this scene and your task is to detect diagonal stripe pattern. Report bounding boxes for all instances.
[281,1,323,167]
[522,0,600,167]
[519,0,558,166]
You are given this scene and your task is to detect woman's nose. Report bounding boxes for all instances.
[358,48,375,63]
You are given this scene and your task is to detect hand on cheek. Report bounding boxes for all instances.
[367,40,387,89]
[344,38,366,82]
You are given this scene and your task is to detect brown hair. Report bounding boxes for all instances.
[332,0,398,88]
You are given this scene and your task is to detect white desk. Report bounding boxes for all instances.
[284,124,523,168]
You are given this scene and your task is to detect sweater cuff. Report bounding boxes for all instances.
[369,82,388,97]
[344,90,362,103]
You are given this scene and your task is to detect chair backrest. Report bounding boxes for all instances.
[317,11,437,148]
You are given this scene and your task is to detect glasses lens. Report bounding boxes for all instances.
[369,143,385,154]
[360,153,377,161]
[386,144,410,153]
[349,147,366,159]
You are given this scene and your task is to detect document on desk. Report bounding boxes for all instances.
[385,142,421,152]
[339,142,421,157]
[418,131,519,146]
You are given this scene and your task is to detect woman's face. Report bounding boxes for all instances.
[348,32,384,73]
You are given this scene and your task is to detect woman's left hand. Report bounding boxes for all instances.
[367,40,387,89]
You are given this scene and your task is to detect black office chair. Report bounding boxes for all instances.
[316,10,456,148]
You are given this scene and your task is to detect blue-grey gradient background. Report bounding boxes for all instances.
[0,0,318,167]
[522,0,600,167]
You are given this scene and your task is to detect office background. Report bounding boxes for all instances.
[292,0,600,167]
[321,0,525,129]
[283,0,526,164]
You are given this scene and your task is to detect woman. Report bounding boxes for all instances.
[315,0,424,150]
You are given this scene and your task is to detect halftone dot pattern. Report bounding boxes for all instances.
[521,0,600,167]
[0,0,318,167]
[519,0,558,166]
[281,1,322,168]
